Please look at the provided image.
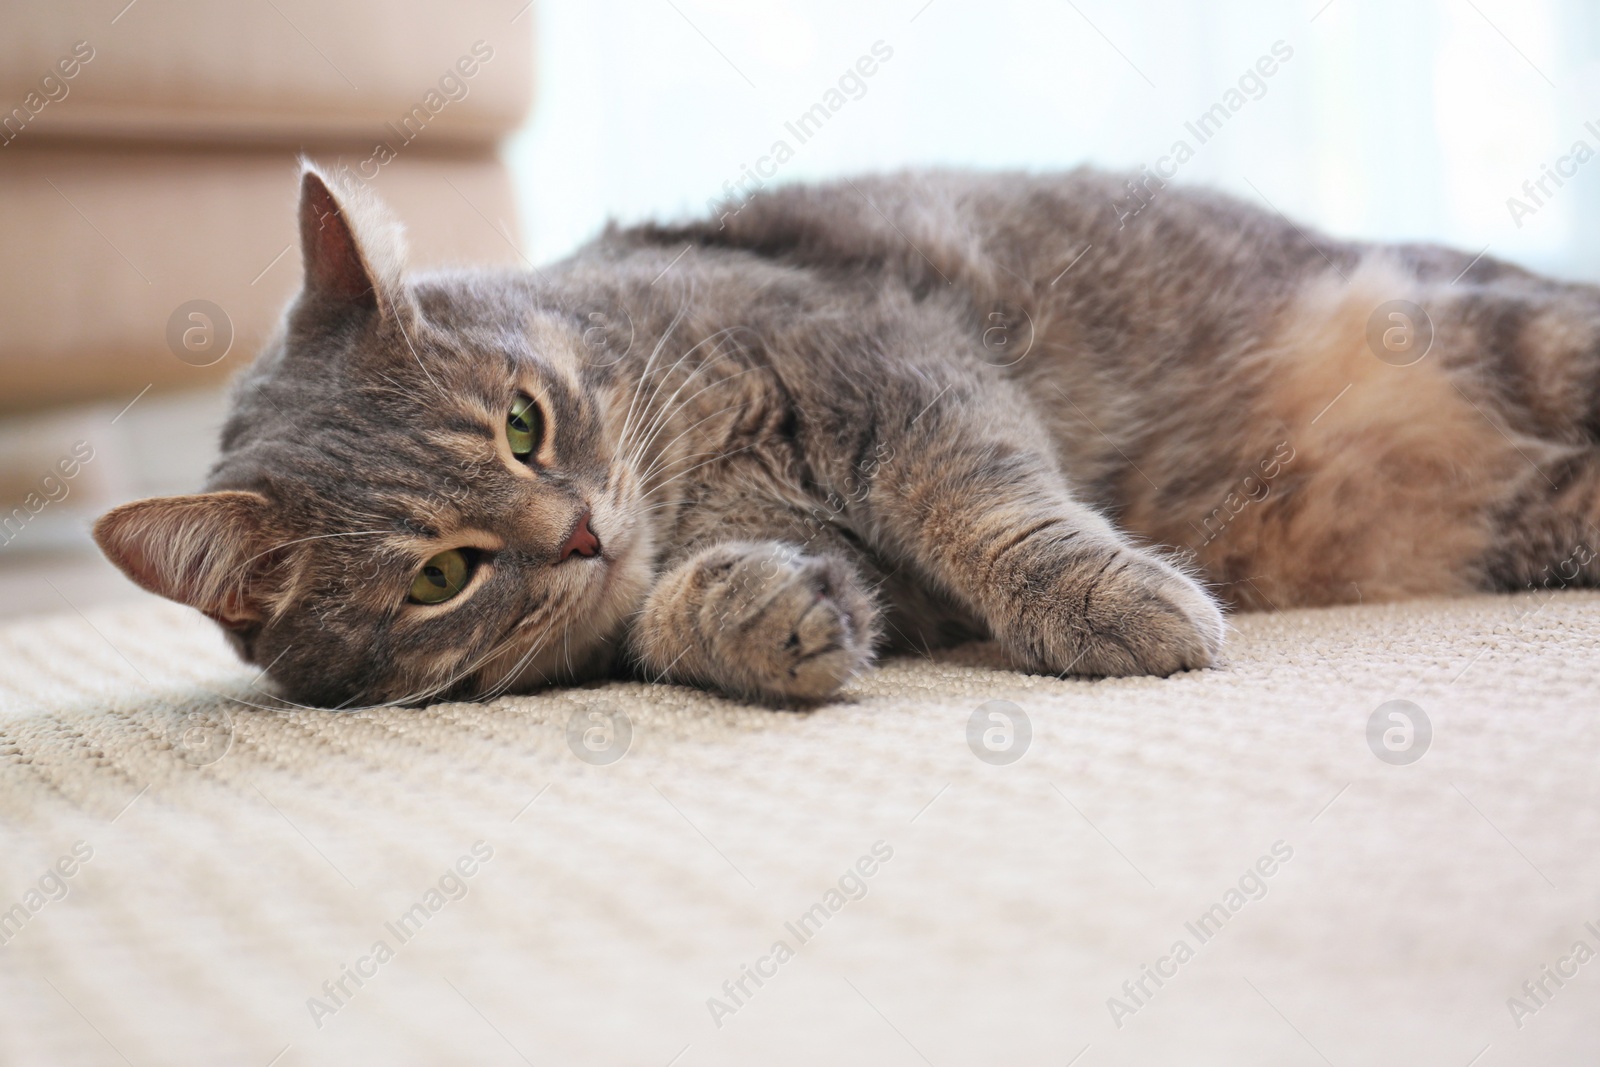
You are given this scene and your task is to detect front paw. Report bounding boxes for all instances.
[1007,546,1225,677]
[699,544,878,702]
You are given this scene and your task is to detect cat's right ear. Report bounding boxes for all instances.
[297,163,407,317]
[93,491,279,629]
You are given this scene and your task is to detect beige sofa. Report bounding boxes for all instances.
[0,0,534,413]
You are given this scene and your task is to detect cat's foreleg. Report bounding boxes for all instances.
[859,388,1226,677]
[628,540,880,702]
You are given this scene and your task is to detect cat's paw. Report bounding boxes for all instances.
[699,544,878,702]
[1008,546,1225,678]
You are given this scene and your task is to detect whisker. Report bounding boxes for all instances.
[480,624,558,700]
[392,607,554,707]
[616,325,747,470]
[636,447,722,495]
[638,445,757,504]
[623,325,745,437]
[630,406,745,489]
[401,654,506,708]
[627,371,762,485]
[617,302,689,451]
[393,309,445,396]
[477,576,594,699]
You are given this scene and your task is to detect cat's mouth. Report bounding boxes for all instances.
[587,530,639,605]
[468,537,643,697]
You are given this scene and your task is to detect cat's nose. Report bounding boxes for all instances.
[557,509,601,562]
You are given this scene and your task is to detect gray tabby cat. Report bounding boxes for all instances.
[95,165,1600,707]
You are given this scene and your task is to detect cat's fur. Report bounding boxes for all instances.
[95,165,1600,708]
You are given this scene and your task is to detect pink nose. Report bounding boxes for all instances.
[557,509,601,562]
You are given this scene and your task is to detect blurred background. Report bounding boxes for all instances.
[4,0,1600,617]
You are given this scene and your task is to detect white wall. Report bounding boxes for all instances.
[508,0,1600,281]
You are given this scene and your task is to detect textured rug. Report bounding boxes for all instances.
[1,592,1597,1067]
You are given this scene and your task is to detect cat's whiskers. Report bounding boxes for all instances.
[398,608,552,706]
[477,626,545,699]
[615,303,689,455]
[392,306,446,397]
[617,298,690,443]
[632,405,747,489]
[638,445,757,506]
[614,325,747,472]
[616,355,726,482]
[624,377,761,491]
[633,452,721,511]
[621,322,743,435]
[475,574,597,698]
[613,354,759,521]
[477,622,559,701]
[461,539,626,702]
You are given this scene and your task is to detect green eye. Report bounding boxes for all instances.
[507,394,544,459]
[409,549,470,605]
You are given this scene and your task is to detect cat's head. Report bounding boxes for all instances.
[95,164,654,707]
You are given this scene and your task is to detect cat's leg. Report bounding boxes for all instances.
[1479,453,1600,591]
[855,382,1225,677]
[629,540,880,702]
[1422,270,1600,590]
[1501,410,1600,592]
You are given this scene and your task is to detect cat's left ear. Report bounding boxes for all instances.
[296,161,408,317]
[93,491,282,630]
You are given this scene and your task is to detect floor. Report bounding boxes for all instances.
[3,588,1595,1066]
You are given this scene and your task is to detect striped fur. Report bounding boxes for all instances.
[95,166,1600,706]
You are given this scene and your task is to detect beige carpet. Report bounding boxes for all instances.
[1,591,1597,1067]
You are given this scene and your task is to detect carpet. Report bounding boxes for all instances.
[1,591,1597,1066]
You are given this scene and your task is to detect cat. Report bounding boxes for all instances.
[94,163,1600,708]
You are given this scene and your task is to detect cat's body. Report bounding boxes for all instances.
[96,166,1600,707]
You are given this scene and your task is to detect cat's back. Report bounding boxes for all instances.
[624,167,1353,312]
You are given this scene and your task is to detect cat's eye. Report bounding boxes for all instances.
[507,394,544,460]
[409,548,471,605]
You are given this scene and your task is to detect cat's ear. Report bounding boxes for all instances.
[94,491,277,629]
[297,162,408,315]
